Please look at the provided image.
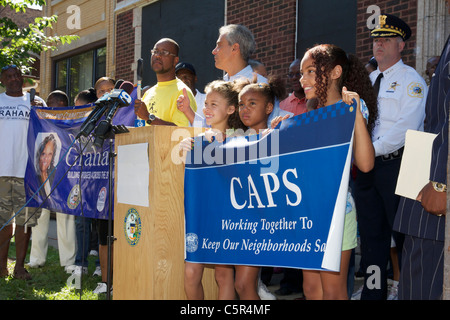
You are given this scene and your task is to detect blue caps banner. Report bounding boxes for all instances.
[24,89,137,220]
[184,102,356,271]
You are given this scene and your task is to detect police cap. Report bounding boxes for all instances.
[371,14,411,41]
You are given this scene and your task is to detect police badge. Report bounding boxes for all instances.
[407,82,424,98]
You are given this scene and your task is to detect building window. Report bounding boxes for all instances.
[55,46,106,104]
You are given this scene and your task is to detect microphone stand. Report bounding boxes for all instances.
[99,123,129,300]
[79,86,132,299]
[106,138,115,301]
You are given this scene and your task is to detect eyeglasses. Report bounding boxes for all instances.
[1,64,18,71]
[151,49,177,57]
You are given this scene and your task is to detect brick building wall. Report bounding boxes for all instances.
[115,10,135,82]
[227,0,297,81]
[46,0,424,86]
[114,0,298,85]
[39,0,115,99]
[356,0,418,68]
[226,0,420,81]
[39,0,444,99]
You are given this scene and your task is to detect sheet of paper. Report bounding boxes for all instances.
[117,143,149,207]
[395,130,437,200]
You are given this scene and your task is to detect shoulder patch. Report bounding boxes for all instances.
[407,82,424,98]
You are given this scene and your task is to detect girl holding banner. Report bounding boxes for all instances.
[179,80,246,299]
[233,77,286,300]
[236,77,286,134]
[298,44,377,300]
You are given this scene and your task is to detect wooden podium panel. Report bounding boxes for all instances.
[113,125,218,300]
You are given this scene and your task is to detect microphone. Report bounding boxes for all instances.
[136,59,143,99]
[114,79,124,90]
[135,58,146,127]
[116,81,134,103]
[92,81,133,147]
[102,81,133,122]
[77,80,125,138]
[30,88,35,104]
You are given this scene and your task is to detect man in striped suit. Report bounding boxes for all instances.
[393,34,449,300]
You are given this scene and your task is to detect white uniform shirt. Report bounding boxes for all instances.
[370,59,427,157]
[0,92,45,177]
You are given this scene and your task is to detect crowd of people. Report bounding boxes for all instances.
[0,9,448,301]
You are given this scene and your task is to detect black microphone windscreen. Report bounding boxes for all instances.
[30,88,35,102]
[119,81,134,95]
[137,58,144,80]
[114,79,124,89]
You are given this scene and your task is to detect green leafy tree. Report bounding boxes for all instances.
[0,0,79,73]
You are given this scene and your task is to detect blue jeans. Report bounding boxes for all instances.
[75,216,99,267]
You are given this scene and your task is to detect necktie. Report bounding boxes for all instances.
[373,72,383,97]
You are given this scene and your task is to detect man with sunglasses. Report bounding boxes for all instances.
[134,38,197,127]
[0,64,46,280]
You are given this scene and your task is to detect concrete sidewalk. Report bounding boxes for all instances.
[47,216,58,250]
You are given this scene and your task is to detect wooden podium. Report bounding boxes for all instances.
[112,125,218,300]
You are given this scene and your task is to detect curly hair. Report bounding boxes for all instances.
[234,75,286,106]
[305,44,378,134]
[204,80,247,131]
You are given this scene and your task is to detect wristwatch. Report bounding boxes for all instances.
[146,114,156,125]
[431,181,447,192]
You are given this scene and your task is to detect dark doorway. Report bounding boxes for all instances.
[141,0,225,91]
[296,0,357,58]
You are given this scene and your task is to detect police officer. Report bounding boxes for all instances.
[353,14,427,300]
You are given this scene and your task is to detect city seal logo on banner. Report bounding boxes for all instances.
[67,184,81,209]
[124,208,142,246]
[186,233,199,253]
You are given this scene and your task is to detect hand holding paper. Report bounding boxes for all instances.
[416,181,446,216]
[395,129,437,200]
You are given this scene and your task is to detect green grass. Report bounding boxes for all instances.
[0,238,106,300]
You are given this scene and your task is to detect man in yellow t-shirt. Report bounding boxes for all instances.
[134,38,196,127]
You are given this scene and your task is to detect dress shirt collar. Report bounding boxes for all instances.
[223,65,268,84]
[223,65,254,81]
[288,92,306,103]
[376,59,404,79]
